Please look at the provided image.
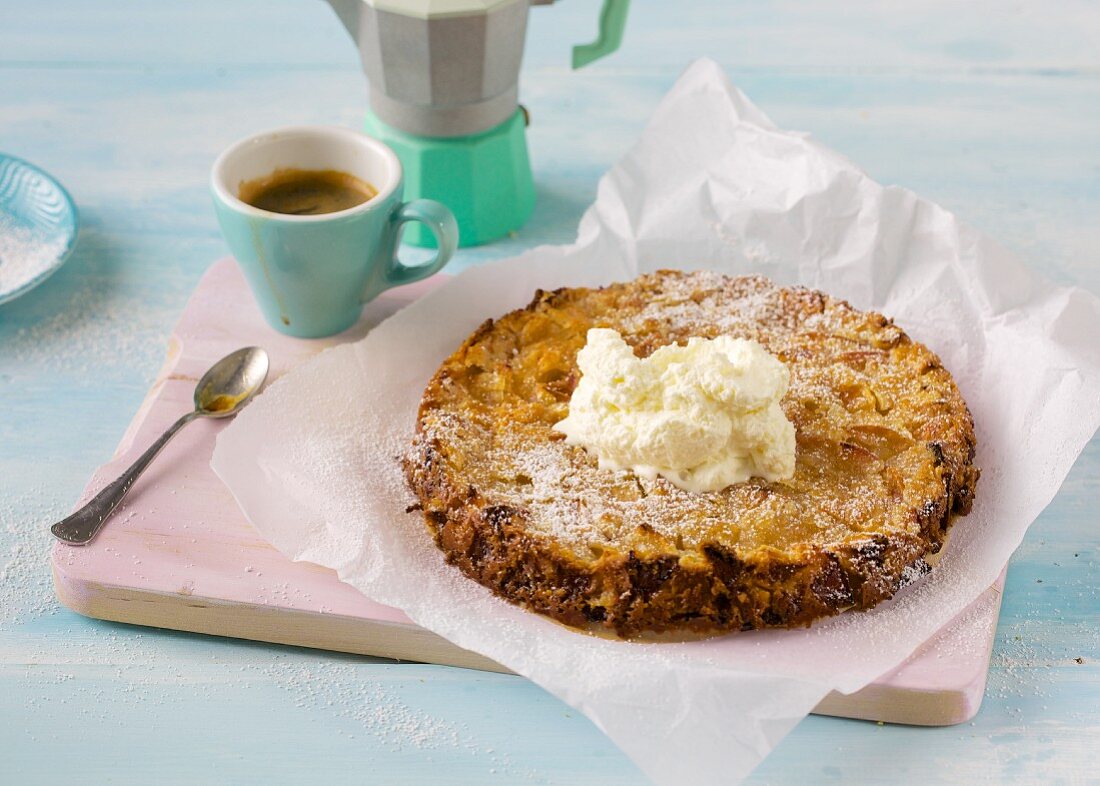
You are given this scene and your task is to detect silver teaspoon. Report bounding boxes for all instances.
[51,346,270,546]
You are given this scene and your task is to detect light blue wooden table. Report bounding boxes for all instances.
[2,1,1097,783]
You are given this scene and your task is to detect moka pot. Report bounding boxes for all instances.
[324,0,630,246]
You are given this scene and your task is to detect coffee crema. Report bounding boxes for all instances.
[238,168,378,216]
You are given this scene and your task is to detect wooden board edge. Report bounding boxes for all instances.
[813,682,981,727]
[814,582,1004,727]
[53,557,1001,725]
[52,562,512,675]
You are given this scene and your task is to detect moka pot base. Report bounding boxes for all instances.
[364,109,535,248]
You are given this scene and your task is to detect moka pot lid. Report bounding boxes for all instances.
[365,0,520,20]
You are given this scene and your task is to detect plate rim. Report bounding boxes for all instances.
[0,152,80,306]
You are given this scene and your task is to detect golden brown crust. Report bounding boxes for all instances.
[404,271,979,638]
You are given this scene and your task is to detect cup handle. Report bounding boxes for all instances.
[370,199,458,298]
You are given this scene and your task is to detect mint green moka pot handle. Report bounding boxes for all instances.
[572,0,631,69]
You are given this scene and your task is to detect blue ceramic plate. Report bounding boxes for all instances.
[0,153,79,305]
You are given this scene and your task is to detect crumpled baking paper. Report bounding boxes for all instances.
[211,59,1100,784]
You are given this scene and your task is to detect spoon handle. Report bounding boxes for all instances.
[51,410,201,546]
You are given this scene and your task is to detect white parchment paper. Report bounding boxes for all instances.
[211,59,1100,784]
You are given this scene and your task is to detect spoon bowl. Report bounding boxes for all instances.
[195,346,270,418]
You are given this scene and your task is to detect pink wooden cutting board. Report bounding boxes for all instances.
[52,257,1006,726]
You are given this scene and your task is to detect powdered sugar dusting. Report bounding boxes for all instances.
[418,270,961,554]
[499,437,731,548]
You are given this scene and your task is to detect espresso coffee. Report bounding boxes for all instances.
[238,168,378,216]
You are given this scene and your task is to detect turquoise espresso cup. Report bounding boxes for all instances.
[211,125,458,338]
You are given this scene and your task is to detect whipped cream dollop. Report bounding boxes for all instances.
[554,328,796,493]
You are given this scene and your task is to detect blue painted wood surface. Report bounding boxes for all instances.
[1,1,1097,782]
